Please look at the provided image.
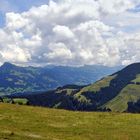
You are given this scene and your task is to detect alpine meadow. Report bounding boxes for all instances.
[0,0,140,140]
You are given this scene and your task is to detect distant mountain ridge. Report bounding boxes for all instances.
[0,62,122,95]
[8,62,140,113]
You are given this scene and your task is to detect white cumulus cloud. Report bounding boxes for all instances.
[0,0,139,66]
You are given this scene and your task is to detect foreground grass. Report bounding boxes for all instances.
[0,104,140,140]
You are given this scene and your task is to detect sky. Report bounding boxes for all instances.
[0,0,140,67]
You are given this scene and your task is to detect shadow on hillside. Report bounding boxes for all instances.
[127,99,140,113]
[8,63,140,111]
[82,63,140,109]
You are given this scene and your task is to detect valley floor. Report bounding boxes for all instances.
[0,103,140,140]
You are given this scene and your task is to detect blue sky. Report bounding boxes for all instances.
[0,0,49,27]
[0,0,49,12]
[130,4,140,12]
[0,0,140,67]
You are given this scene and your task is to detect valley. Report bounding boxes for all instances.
[0,62,122,95]
[5,63,140,113]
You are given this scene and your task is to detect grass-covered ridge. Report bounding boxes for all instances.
[6,62,140,113]
[0,103,140,140]
[77,75,117,94]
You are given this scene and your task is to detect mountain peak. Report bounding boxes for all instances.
[1,62,15,68]
[117,62,140,75]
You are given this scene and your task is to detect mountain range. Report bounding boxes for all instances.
[8,62,140,113]
[0,62,122,95]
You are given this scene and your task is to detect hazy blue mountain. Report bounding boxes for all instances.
[8,62,140,113]
[0,62,122,95]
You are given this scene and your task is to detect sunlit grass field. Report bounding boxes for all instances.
[0,103,140,140]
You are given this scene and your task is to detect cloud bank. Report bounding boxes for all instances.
[0,0,140,66]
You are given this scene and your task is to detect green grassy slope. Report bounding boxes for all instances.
[74,63,140,112]
[9,73,140,112]
[7,63,140,113]
[0,103,140,140]
[76,75,116,94]
[102,84,140,112]
[100,71,140,112]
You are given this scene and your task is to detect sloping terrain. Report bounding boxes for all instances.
[0,62,122,95]
[0,103,140,140]
[74,63,140,112]
[8,63,140,113]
